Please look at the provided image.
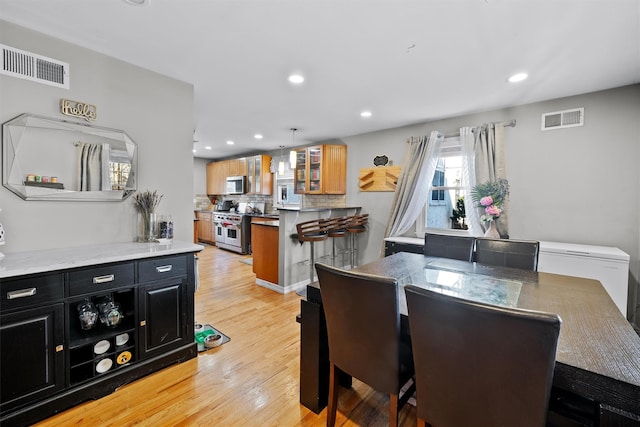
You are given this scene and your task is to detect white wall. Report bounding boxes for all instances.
[337,85,640,323]
[193,157,208,196]
[0,21,194,251]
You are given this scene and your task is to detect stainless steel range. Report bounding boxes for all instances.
[214,212,249,254]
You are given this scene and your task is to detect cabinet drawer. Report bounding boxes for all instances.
[69,263,135,296]
[1,273,64,311]
[138,255,187,283]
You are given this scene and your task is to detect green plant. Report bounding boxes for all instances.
[450,196,467,229]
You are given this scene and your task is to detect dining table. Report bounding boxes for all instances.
[298,252,640,425]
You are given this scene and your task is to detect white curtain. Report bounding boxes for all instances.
[384,130,444,238]
[464,123,509,238]
[460,127,482,236]
[76,142,110,191]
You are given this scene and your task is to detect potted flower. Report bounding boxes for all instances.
[470,179,509,238]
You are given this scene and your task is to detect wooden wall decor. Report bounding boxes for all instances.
[358,166,402,192]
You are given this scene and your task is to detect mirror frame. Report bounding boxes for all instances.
[2,113,137,201]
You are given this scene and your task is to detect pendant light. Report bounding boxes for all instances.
[289,128,297,169]
[278,145,285,176]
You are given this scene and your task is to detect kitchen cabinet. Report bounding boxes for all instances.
[206,161,228,195]
[138,255,190,359]
[228,157,247,177]
[195,211,214,244]
[294,144,346,194]
[247,154,272,195]
[0,243,200,427]
[1,289,65,415]
[251,220,279,284]
[206,157,248,195]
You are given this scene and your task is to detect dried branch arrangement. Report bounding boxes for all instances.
[133,190,163,215]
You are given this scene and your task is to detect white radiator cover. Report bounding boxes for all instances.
[538,241,630,318]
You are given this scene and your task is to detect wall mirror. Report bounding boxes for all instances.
[2,113,137,201]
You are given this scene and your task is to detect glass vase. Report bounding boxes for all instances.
[483,220,500,239]
[138,212,158,242]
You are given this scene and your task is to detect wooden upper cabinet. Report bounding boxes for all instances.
[228,158,247,177]
[206,161,228,195]
[322,145,347,194]
[294,144,346,195]
[247,155,272,195]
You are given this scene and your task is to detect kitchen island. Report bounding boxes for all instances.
[273,206,361,294]
[251,219,280,286]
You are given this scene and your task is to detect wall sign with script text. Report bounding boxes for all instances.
[60,98,97,122]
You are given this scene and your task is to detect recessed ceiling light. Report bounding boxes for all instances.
[122,0,149,6]
[508,72,528,83]
[288,74,305,84]
[226,140,234,145]
[254,134,263,140]
[360,111,372,118]
[205,146,212,150]
[192,149,196,153]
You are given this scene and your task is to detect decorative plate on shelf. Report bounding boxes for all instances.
[373,155,389,166]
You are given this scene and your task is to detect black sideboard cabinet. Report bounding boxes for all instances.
[0,251,198,426]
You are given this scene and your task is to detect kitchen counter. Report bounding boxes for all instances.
[0,241,204,279]
[252,220,279,227]
[276,206,361,212]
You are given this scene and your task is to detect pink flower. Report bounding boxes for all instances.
[485,205,502,217]
[480,196,493,207]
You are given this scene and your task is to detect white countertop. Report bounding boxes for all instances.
[0,241,204,279]
[384,236,424,246]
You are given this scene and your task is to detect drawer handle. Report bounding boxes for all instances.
[93,274,115,284]
[156,265,173,273]
[7,288,37,300]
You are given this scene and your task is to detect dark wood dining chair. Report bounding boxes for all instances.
[315,262,415,427]
[405,285,561,427]
[474,237,540,271]
[423,233,475,261]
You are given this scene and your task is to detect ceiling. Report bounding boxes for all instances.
[1,0,639,160]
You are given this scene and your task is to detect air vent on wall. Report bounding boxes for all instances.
[1,44,69,89]
[541,107,584,131]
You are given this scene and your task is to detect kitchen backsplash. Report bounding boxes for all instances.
[195,193,345,213]
[194,194,213,210]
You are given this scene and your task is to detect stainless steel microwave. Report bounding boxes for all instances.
[226,176,246,194]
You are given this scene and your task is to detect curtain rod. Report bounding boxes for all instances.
[443,119,516,138]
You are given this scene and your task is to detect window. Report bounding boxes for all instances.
[431,167,445,202]
[417,137,469,234]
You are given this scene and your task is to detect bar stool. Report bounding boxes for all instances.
[327,217,350,266]
[346,214,368,267]
[296,218,331,284]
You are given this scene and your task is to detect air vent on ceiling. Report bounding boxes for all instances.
[1,44,69,89]
[541,107,584,131]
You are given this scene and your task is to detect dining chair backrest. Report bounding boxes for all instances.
[474,238,540,271]
[316,262,415,427]
[424,233,475,262]
[405,285,561,427]
[315,262,410,394]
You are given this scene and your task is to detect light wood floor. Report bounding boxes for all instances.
[35,245,416,426]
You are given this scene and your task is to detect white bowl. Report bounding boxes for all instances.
[93,340,110,355]
[115,333,129,346]
[95,358,113,373]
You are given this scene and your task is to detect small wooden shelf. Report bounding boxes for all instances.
[358,166,401,192]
